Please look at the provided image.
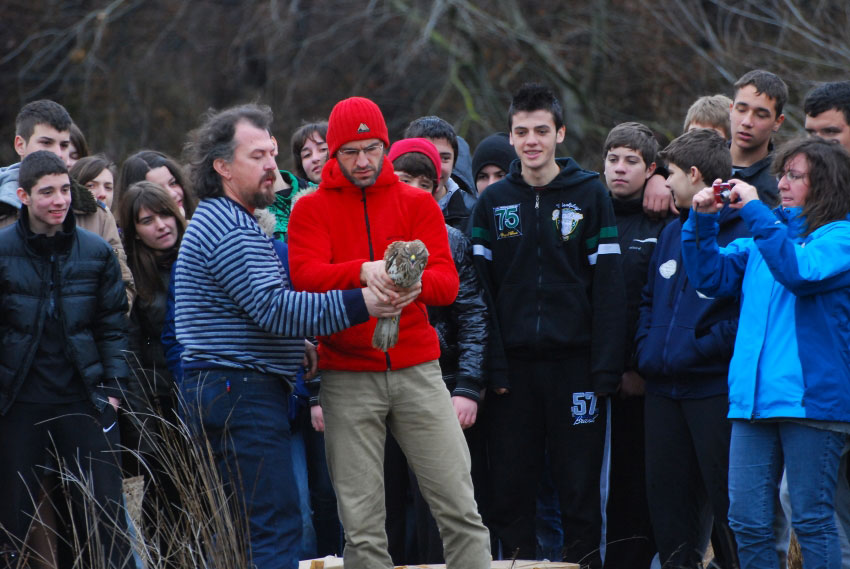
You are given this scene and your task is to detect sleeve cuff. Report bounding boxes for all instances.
[486,368,510,391]
[341,288,369,326]
[593,372,621,395]
[99,378,126,403]
[451,376,482,403]
[306,375,321,405]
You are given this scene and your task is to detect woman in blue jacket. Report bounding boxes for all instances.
[681,137,850,569]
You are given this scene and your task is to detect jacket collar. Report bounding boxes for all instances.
[774,205,806,237]
[319,155,399,193]
[729,139,774,177]
[17,205,77,256]
[611,194,644,215]
[505,157,598,190]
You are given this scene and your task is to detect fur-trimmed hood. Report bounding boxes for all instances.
[71,178,99,215]
[254,208,277,238]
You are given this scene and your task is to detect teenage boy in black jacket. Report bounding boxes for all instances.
[602,122,668,569]
[635,129,744,569]
[729,70,788,207]
[403,116,478,233]
[472,83,626,568]
[0,151,130,567]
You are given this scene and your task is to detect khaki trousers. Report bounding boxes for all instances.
[321,360,491,569]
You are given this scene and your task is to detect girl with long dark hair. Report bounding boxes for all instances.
[118,181,187,555]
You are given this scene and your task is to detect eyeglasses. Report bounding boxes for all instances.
[777,169,807,183]
[337,143,384,160]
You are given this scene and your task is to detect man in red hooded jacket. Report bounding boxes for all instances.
[288,97,490,569]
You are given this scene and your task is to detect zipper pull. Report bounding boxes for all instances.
[535,192,540,210]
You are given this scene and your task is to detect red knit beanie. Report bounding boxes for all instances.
[387,138,442,187]
[326,97,390,157]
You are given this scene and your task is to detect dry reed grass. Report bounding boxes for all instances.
[1,366,253,569]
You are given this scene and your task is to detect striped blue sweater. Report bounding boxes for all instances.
[174,197,367,377]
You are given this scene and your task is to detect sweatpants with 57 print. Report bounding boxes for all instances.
[487,355,609,569]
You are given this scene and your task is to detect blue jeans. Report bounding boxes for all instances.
[290,425,317,560]
[728,420,845,569]
[180,369,301,569]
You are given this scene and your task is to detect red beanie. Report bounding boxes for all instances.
[326,97,390,157]
[387,138,442,187]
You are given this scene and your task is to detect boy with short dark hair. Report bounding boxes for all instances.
[0,150,130,567]
[472,82,626,567]
[602,121,667,569]
[14,100,73,163]
[683,94,733,139]
[729,69,788,206]
[804,80,850,150]
[0,99,135,307]
[604,122,658,200]
[0,100,73,219]
[403,116,477,232]
[635,128,744,569]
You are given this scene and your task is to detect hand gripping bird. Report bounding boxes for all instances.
[371,239,429,351]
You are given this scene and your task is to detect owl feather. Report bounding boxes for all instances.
[371,240,429,351]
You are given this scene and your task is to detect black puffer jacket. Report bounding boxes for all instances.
[427,224,488,402]
[0,209,129,415]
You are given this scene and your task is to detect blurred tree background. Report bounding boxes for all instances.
[1,0,848,172]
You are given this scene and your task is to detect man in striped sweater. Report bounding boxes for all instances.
[174,104,398,569]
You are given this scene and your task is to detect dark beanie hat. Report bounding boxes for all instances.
[472,132,516,179]
[387,138,442,187]
[326,97,390,157]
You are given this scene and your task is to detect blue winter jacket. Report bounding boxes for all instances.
[682,201,850,423]
[635,207,749,399]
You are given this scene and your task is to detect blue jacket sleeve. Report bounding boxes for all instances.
[681,209,750,297]
[161,264,184,383]
[742,202,850,296]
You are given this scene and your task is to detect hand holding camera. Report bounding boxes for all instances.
[694,178,760,213]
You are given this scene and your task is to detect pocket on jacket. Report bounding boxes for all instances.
[497,282,591,349]
[662,325,702,374]
[636,323,668,379]
[665,324,730,377]
[539,283,592,346]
